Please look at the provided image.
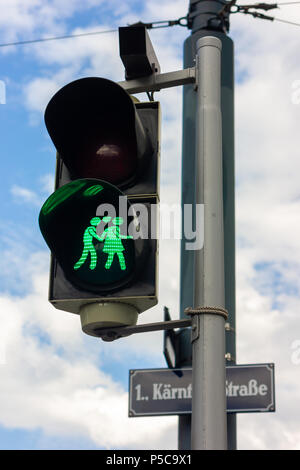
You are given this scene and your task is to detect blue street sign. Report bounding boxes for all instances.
[129,363,275,417]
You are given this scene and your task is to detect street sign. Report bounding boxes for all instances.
[129,363,275,417]
[226,363,275,413]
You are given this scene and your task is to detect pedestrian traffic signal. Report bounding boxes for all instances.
[39,77,160,336]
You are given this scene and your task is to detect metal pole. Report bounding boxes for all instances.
[179,0,236,450]
[191,36,227,450]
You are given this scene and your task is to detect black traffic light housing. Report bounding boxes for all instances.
[119,25,161,80]
[39,77,160,326]
[45,78,155,191]
[48,78,160,197]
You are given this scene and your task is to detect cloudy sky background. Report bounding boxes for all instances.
[0,0,300,450]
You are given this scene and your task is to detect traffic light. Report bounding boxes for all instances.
[39,77,160,336]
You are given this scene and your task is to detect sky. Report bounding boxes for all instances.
[0,0,300,450]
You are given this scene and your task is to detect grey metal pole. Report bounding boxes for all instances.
[179,0,236,450]
[191,36,227,450]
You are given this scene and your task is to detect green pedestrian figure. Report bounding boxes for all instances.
[74,216,109,271]
[99,217,133,271]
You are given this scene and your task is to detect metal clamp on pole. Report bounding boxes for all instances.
[185,306,228,342]
[185,306,228,318]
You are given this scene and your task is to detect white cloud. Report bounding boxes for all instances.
[10,175,55,208]
[24,77,63,114]
[229,12,300,449]
[39,174,54,194]
[0,0,107,42]
[0,250,178,449]
[11,184,41,206]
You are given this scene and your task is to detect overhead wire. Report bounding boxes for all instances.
[0,28,118,48]
[269,16,300,24]
[226,1,300,27]
[236,2,300,26]
[0,17,187,49]
[0,3,299,49]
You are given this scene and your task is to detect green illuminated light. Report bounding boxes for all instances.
[74,216,132,272]
[39,179,136,291]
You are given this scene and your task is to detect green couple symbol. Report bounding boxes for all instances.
[73,216,133,272]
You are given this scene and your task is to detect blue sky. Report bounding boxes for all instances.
[1,0,300,450]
